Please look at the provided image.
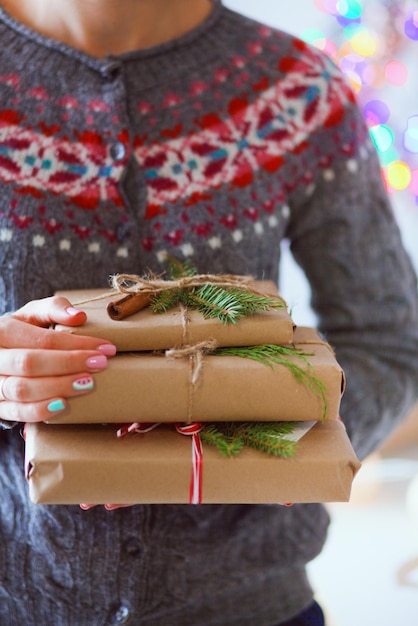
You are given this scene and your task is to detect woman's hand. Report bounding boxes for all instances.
[80,504,132,511]
[0,296,116,425]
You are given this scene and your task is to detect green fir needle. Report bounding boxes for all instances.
[200,422,298,458]
[214,344,328,421]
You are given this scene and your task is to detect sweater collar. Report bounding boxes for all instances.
[0,0,224,76]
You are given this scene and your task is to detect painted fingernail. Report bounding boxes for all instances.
[86,355,108,370]
[73,376,94,391]
[47,399,66,413]
[66,306,83,316]
[97,344,117,356]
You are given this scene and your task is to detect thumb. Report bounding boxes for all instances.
[12,296,88,328]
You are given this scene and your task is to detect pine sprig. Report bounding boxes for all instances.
[148,260,285,324]
[151,289,182,313]
[181,284,280,324]
[199,424,245,456]
[167,258,197,279]
[214,344,328,421]
[200,422,298,458]
[237,421,296,457]
[189,284,283,324]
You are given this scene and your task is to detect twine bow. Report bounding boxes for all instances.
[165,338,217,422]
[105,272,255,321]
[110,272,253,296]
[166,338,218,384]
[70,272,256,320]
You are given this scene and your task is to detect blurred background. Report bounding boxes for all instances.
[225,0,418,325]
[223,2,418,625]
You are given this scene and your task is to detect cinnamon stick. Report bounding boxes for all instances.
[107,292,152,320]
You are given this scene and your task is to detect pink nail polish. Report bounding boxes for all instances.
[66,306,82,316]
[86,355,108,370]
[97,344,117,356]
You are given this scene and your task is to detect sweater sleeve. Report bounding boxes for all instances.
[285,92,418,460]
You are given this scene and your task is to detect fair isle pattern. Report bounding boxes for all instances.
[136,67,354,217]
[0,22,369,269]
[0,60,354,216]
[0,119,126,209]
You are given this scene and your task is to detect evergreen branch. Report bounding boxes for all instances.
[151,283,284,322]
[185,285,246,324]
[167,257,197,279]
[150,289,182,313]
[197,284,284,314]
[200,424,245,456]
[149,259,287,323]
[214,344,328,421]
[237,422,297,458]
[185,284,284,324]
[200,421,298,458]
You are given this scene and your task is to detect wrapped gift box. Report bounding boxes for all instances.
[47,328,345,424]
[25,420,360,505]
[54,281,295,351]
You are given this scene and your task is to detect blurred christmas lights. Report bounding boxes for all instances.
[304,0,418,203]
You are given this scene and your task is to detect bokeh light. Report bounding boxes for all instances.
[369,124,394,153]
[301,28,339,60]
[411,169,418,195]
[349,28,377,56]
[361,62,386,88]
[404,11,418,41]
[385,60,408,86]
[404,116,418,154]
[305,0,418,204]
[344,69,362,92]
[386,160,412,191]
[314,0,340,15]
[337,0,363,19]
[363,100,390,126]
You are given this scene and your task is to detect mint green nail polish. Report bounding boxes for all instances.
[47,399,65,413]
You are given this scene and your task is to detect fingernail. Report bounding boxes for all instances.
[72,376,94,391]
[47,399,66,413]
[66,306,82,316]
[86,355,108,370]
[97,344,117,356]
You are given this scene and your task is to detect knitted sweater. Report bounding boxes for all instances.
[1,2,418,625]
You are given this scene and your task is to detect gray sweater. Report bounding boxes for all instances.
[1,2,417,624]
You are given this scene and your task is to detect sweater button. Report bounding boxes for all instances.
[100,64,120,81]
[110,142,127,161]
[112,604,130,624]
[123,538,142,556]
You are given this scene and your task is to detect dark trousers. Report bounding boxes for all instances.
[277,601,325,626]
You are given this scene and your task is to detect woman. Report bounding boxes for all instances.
[0,1,417,624]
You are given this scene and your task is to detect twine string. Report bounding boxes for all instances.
[178,303,190,346]
[70,272,254,310]
[166,338,217,384]
[165,338,217,423]
[110,272,253,296]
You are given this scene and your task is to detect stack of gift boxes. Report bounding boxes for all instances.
[24,278,360,505]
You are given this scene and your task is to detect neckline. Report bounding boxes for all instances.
[0,0,223,71]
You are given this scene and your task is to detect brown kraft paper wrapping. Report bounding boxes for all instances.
[54,281,295,351]
[25,421,360,505]
[47,330,345,424]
